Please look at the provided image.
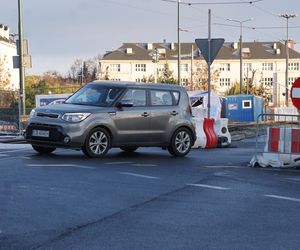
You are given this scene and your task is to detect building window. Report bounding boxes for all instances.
[243,63,252,72]
[220,63,230,71]
[181,78,188,85]
[110,64,120,72]
[180,64,188,72]
[242,100,252,109]
[135,64,146,72]
[262,63,273,71]
[111,78,121,81]
[157,64,166,72]
[288,62,299,71]
[288,77,297,86]
[262,77,273,86]
[219,78,231,86]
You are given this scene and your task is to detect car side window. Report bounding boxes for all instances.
[121,89,146,107]
[150,90,173,106]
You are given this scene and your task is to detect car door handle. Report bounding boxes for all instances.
[141,112,150,117]
[171,111,178,116]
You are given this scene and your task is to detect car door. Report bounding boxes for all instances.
[148,90,180,143]
[112,88,151,144]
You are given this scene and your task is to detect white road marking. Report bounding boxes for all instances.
[0,154,9,157]
[187,183,231,190]
[285,177,300,182]
[204,166,243,169]
[26,164,95,169]
[105,161,133,165]
[0,148,30,153]
[132,164,158,167]
[264,195,300,203]
[120,172,159,179]
[21,156,32,159]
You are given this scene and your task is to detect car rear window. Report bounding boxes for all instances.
[150,90,173,106]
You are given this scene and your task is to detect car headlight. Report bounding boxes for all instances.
[29,109,36,118]
[62,113,91,123]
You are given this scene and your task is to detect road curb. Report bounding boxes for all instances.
[0,136,26,144]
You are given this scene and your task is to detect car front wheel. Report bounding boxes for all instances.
[82,128,111,158]
[168,128,192,157]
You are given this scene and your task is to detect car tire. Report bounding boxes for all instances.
[120,146,138,153]
[82,127,111,158]
[32,145,56,154]
[167,128,192,157]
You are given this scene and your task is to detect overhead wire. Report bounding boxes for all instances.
[162,0,263,5]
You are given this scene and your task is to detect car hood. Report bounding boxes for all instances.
[34,104,112,115]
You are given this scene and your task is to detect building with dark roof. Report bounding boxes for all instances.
[0,24,19,90]
[100,41,300,107]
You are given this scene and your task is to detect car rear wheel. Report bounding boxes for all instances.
[82,127,111,158]
[120,146,138,153]
[168,128,192,157]
[32,145,56,154]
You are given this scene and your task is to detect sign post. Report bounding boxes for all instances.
[195,20,224,119]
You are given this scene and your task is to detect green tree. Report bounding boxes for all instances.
[226,82,246,95]
[158,63,177,84]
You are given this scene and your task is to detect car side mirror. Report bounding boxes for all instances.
[116,100,134,109]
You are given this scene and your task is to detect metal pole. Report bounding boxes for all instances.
[81,59,83,86]
[279,13,297,106]
[208,9,211,119]
[18,0,25,127]
[246,67,249,94]
[154,49,158,83]
[285,18,289,107]
[177,0,181,85]
[240,22,243,94]
[191,44,193,88]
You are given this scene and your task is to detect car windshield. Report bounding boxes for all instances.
[65,85,124,107]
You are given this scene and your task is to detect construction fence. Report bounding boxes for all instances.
[0,90,19,133]
[0,86,80,133]
[252,113,300,168]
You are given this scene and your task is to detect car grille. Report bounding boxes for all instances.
[36,113,60,118]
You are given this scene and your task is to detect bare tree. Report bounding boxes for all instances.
[187,61,220,91]
[69,55,102,83]
[0,55,12,90]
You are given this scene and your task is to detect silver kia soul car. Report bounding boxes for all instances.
[25,81,196,157]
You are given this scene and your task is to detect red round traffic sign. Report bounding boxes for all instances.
[291,77,300,109]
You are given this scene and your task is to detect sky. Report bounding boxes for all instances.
[1,0,300,75]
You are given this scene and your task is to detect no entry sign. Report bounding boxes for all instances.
[291,77,300,109]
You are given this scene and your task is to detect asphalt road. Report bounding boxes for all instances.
[0,139,299,250]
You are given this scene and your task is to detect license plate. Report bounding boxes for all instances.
[32,129,50,138]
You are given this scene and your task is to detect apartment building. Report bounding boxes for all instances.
[100,41,300,107]
[0,24,19,90]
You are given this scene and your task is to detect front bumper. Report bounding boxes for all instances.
[25,120,84,149]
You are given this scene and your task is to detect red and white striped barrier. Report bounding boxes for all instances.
[266,127,300,154]
[192,109,231,148]
[251,127,300,168]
